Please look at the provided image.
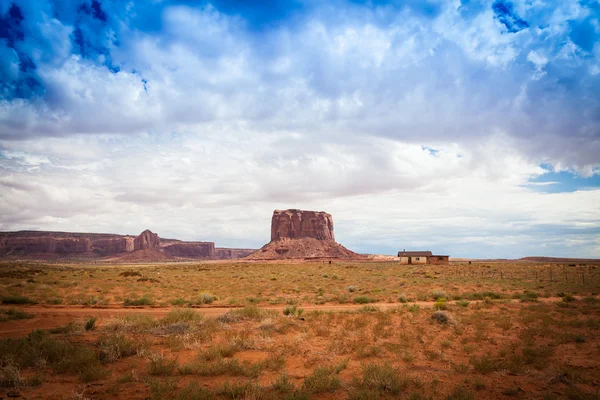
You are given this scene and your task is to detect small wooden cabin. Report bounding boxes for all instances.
[397,250,449,265]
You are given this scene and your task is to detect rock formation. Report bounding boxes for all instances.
[271,209,334,241]
[133,229,160,251]
[0,231,135,257]
[247,209,362,260]
[0,230,255,260]
[215,248,256,259]
[162,242,215,258]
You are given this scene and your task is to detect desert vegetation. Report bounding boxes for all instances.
[0,260,599,399]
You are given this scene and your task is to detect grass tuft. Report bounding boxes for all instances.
[354,296,376,304]
[123,296,153,306]
[431,310,454,324]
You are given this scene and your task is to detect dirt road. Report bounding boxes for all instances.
[0,298,563,338]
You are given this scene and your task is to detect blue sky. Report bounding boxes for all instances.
[0,0,599,258]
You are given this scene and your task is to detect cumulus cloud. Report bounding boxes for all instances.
[0,0,599,257]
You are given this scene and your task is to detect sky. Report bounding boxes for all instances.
[0,0,599,259]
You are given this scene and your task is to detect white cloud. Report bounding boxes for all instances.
[1,130,598,258]
[0,1,598,258]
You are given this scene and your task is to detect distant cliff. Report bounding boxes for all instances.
[0,230,254,260]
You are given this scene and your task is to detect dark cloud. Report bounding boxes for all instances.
[0,3,25,46]
[492,0,529,33]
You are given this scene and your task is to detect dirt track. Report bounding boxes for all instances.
[0,297,564,338]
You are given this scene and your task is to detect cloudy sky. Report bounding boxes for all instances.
[1,0,599,258]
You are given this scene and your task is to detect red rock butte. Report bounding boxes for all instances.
[271,209,335,241]
[247,209,362,260]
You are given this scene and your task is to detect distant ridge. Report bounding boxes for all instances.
[519,256,600,263]
[0,229,255,261]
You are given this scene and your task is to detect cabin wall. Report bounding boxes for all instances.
[429,256,449,265]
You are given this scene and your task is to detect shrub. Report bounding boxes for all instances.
[447,385,475,400]
[354,296,375,304]
[0,308,34,321]
[119,271,141,277]
[1,295,36,305]
[148,377,178,400]
[398,294,410,303]
[48,321,81,334]
[273,373,294,393]
[161,308,202,324]
[219,305,267,322]
[456,300,469,307]
[99,333,141,362]
[358,363,406,395]
[123,296,153,306]
[434,298,448,310]
[359,306,379,313]
[148,354,178,376]
[0,359,21,388]
[470,355,501,374]
[175,382,213,400]
[197,293,216,305]
[431,311,453,324]
[283,305,304,318]
[0,330,104,381]
[191,358,262,378]
[467,292,503,300]
[303,366,341,393]
[357,345,383,358]
[170,298,187,306]
[408,304,420,313]
[84,317,97,331]
[431,289,446,300]
[516,291,539,302]
[563,294,575,303]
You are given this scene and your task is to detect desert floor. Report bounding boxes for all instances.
[0,260,599,399]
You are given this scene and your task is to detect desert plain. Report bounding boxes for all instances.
[0,259,599,400]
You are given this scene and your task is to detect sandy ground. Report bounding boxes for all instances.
[0,297,564,338]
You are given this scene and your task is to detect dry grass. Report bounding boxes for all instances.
[0,260,599,399]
